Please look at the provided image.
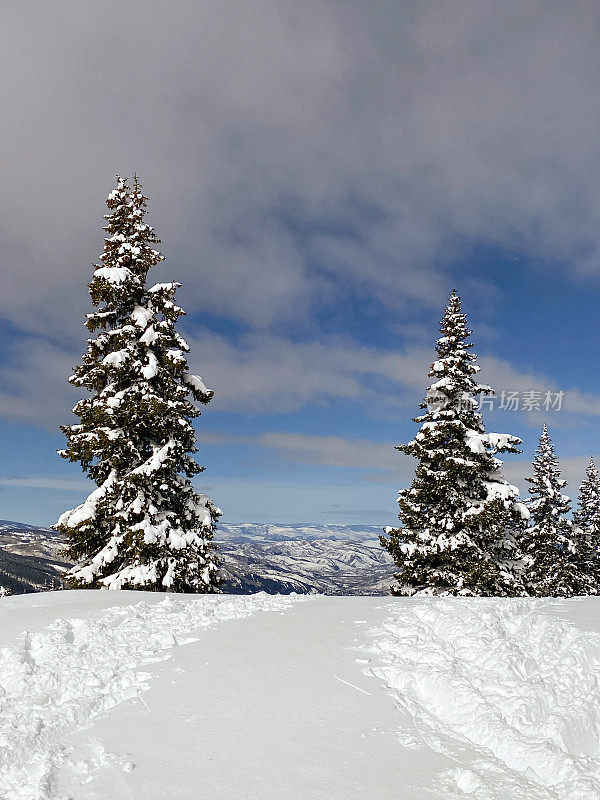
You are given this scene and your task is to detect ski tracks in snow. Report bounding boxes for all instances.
[365,598,600,800]
[0,592,305,800]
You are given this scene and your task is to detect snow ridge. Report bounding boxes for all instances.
[0,592,305,799]
[367,599,600,799]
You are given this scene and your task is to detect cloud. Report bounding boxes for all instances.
[199,429,413,484]
[2,324,600,429]
[0,336,79,429]
[258,431,406,474]
[190,331,600,422]
[203,428,597,506]
[479,355,600,420]
[186,329,432,413]
[2,0,600,344]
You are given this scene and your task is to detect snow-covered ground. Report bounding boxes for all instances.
[2,592,600,799]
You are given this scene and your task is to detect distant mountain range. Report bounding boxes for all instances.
[215,523,384,543]
[0,520,395,596]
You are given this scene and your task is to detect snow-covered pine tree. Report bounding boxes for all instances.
[523,425,586,597]
[55,176,220,592]
[380,290,529,596]
[573,456,600,593]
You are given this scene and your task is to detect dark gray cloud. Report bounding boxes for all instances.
[2,0,600,342]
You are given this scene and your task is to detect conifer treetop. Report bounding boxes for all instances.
[526,423,571,524]
[404,290,524,478]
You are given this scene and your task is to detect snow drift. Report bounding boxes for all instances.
[367,598,600,799]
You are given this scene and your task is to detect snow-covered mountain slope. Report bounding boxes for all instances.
[0,521,396,595]
[0,520,65,555]
[0,520,69,593]
[218,537,394,594]
[2,592,600,800]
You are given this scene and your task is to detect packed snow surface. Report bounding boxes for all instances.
[2,593,600,799]
[0,591,305,800]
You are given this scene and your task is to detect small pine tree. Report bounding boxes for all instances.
[381,291,528,596]
[523,425,585,596]
[572,456,600,593]
[573,457,600,535]
[55,177,220,592]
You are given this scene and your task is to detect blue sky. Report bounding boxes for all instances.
[2,1,600,527]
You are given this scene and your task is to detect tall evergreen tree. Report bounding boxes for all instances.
[523,425,585,596]
[381,291,528,596]
[572,456,600,593]
[55,177,220,592]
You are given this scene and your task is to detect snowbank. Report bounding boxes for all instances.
[367,597,600,799]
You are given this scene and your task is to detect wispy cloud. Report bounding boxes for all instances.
[198,430,410,479]
[0,477,89,491]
